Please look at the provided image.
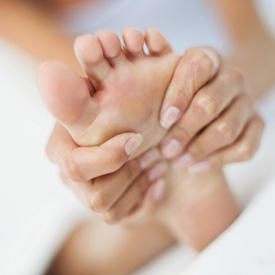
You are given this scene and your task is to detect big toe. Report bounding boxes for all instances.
[38,61,98,135]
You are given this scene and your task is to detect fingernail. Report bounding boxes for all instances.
[173,153,193,170]
[188,160,212,174]
[125,134,143,156]
[203,48,219,76]
[160,106,181,129]
[162,139,182,158]
[152,179,165,201]
[140,149,159,169]
[148,163,168,182]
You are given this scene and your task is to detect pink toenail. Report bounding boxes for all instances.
[160,106,181,129]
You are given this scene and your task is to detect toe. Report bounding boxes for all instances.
[74,34,111,89]
[38,61,98,133]
[96,30,125,66]
[122,27,145,59]
[145,28,173,56]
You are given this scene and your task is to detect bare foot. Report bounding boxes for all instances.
[39,28,180,157]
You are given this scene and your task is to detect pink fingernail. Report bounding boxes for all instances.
[124,134,143,156]
[188,160,212,174]
[160,106,181,129]
[152,179,165,201]
[162,138,182,158]
[140,149,159,169]
[203,48,219,77]
[173,153,193,170]
[148,163,168,182]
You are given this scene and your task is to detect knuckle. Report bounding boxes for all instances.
[173,124,193,142]
[62,153,84,182]
[216,121,238,142]
[89,192,108,213]
[195,92,220,118]
[187,48,214,75]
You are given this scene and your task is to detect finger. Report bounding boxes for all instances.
[160,47,221,129]
[50,127,143,182]
[88,159,143,213]
[183,94,255,163]
[61,157,165,214]
[121,178,166,228]
[101,162,168,224]
[161,67,244,159]
[208,115,264,167]
[186,115,264,174]
[60,159,143,213]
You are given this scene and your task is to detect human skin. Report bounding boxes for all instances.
[38,28,240,256]
[0,0,268,221]
[0,0,272,274]
[39,28,263,225]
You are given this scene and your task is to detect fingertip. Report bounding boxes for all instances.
[160,106,181,129]
[151,178,166,202]
[202,48,220,77]
[124,134,143,156]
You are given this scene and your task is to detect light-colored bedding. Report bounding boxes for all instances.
[0,35,275,274]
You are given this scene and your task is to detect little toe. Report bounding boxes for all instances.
[122,27,145,59]
[38,61,98,133]
[96,30,125,66]
[145,28,173,56]
[74,34,111,89]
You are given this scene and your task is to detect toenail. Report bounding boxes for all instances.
[188,160,212,175]
[140,149,159,169]
[148,163,168,182]
[152,178,165,201]
[172,153,193,170]
[160,106,181,129]
[124,134,143,156]
[162,139,182,158]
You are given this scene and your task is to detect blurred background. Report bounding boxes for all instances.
[0,0,275,274]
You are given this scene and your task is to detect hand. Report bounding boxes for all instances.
[46,122,167,224]
[159,47,264,173]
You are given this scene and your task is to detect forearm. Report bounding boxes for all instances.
[212,0,275,99]
[0,1,83,74]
